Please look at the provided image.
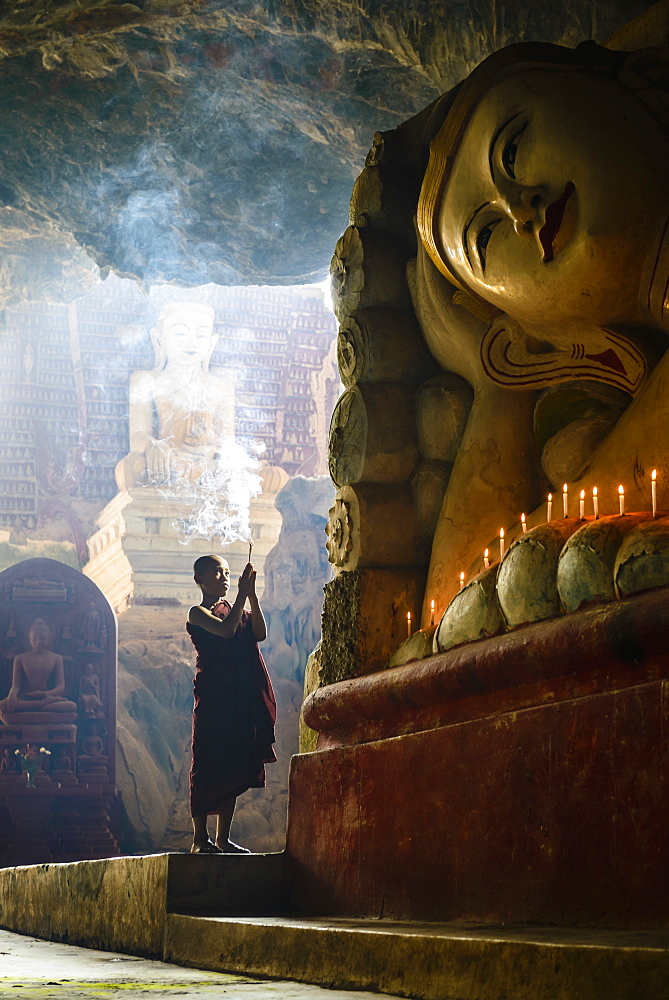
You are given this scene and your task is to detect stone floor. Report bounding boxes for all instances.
[0,929,401,1000]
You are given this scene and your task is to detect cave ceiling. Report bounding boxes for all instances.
[0,0,655,305]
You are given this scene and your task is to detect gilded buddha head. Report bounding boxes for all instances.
[416,42,669,396]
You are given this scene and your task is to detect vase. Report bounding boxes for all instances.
[24,768,36,789]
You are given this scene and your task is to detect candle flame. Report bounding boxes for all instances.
[407,611,411,620]
[521,513,526,523]
[484,548,489,557]
[618,484,624,495]
[652,469,657,481]
[593,486,598,496]
[500,527,505,538]
[580,490,585,500]
[563,484,568,493]
[459,571,464,581]
[431,599,435,610]
[548,493,552,501]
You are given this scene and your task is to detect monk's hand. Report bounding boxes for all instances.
[249,570,258,598]
[238,563,254,599]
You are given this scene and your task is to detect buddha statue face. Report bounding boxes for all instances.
[27,620,51,652]
[435,68,669,342]
[153,302,217,371]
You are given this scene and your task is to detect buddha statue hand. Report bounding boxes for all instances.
[144,437,173,483]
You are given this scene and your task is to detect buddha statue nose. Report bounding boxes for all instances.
[506,186,543,235]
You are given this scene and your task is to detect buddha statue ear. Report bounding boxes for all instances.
[481,315,647,396]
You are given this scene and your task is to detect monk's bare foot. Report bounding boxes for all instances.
[215,839,251,854]
[190,840,223,854]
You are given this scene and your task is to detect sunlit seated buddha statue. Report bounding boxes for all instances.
[404,40,669,611]
[0,618,77,723]
[116,301,235,488]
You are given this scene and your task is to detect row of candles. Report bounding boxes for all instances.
[406,470,660,638]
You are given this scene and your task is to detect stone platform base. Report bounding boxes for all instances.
[0,854,667,1000]
[296,587,669,928]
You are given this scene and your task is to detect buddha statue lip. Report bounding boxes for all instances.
[539,181,575,263]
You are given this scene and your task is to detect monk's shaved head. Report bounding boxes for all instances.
[193,554,221,577]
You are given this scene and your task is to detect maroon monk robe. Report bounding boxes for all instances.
[187,600,276,817]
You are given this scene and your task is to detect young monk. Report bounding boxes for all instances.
[186,554,276,854]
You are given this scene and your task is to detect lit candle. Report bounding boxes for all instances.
[547,493,553,522]
[593,486,599,520]
[406,611,411,638]
[618,484,625,516]
[499,527,505,560]
[521,513,527,533]
[430,599,435,626]
[248,538,253,563]
[652,469,657,518]
[459,572,465,591]
[483,548,490,569]
[562,483,568,518]
[579,490,585,519]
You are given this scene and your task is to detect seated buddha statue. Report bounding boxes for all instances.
[0,618,77,724]
[115,301,235,489]
[78,724,108,776]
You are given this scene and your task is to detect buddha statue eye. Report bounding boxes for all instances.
[476,218,502,271]
[502,125,526,179]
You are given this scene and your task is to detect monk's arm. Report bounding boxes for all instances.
[188,595,246,639]
[248,571,266,641]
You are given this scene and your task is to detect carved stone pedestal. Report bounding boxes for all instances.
[1,787,119,866]
[84,482,285,612]
[291,587,669,929]
[4,791,54,865]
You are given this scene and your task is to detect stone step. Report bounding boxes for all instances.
[163,913,669,1000]
[1,854,668,1000]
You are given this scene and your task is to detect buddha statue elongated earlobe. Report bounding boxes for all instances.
[481,317,647,396]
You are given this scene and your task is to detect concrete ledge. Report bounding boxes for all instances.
[166,851,286,916]
[0,852,285,957]
[0,855,169,957]
[164,914,669,1000]
[3,856,669,999]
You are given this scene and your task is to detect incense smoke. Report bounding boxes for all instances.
[156,438,263,547]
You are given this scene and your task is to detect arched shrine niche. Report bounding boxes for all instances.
[0,557,118,865]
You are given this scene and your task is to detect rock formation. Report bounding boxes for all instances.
[0,0,650,304]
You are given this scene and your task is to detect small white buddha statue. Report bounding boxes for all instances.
[116,301,235,488]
